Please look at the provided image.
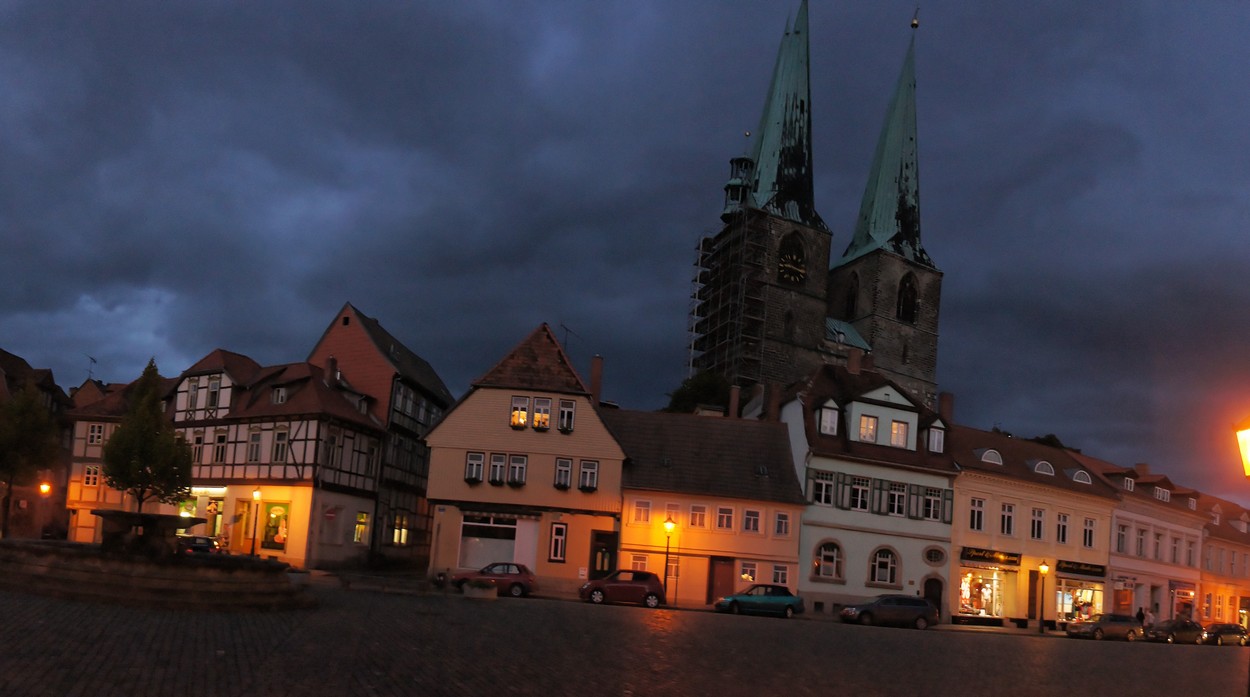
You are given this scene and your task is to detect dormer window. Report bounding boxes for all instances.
[889,420,909,448]
[510,397,530,429]
[1188,498,1196,510]
[1123,478,1135,492]
[272,387,287,404]
[1154,487,1171,502]
[357,397,369,414]
[1072,471,1092,484]
[858,415,878,443]
[188,382,199,410]
[533,398,551,431]
[207,377,221,408]
[980,449,1003,465]
[1033,461,1055,476]
[927,427,945,453]
[818,402,839,436]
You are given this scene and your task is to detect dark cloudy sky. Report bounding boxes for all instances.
[2,2,1248,500]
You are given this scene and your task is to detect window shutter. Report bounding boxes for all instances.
[942,489,954,524]
[908,484,923,519]
[835,473,851,510]
[871,479,886,514]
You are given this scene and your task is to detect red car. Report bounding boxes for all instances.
[451,562,537,597]
[578,570,665,608]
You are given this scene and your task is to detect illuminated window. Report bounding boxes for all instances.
[740,562,756,582]
[553,458,572,489]
[353,512,369,544]
[816,542,842,579]
[392,514,409,545]
[510,397,530,428]
[578,460,598,491]
[532,398,551,430]
[558,400,575,432]
[858,415,878,443]
[464,452,484,483]
[549,523,567,562]
[890,421,908,448]
[88,424,104,445]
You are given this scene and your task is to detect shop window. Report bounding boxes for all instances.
[959,570,1004,617]
[261,503,289,550]
[353,512,369,544]
[814,542,843,580]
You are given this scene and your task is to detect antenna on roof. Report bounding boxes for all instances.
[559,323,582,349]
[85,355,97,380]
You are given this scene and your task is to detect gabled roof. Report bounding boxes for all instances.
[1073,453,1203,514]
[836,34,935,270]
[0,348,72,408]
[601,409,805,506]
[1196,493,1250,547]
[225,362,382,431]
[67,376,180,420]
[183,349,263,384]
[949,426,1119,499]
[472,324,589,396]
[347,304,453,405]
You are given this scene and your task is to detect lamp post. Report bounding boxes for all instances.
[1233,424,1250,697]
[662,515,676,600]
[1038,560,1049,634]
[249,487,261,557]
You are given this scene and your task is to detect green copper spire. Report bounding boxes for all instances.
[725,0,826,231]
[836,34,935,269]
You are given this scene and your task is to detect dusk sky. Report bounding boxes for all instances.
[2,2,1248,501]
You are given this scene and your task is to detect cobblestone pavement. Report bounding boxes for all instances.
[2,581,1248,697]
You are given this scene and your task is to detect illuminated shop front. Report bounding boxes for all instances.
[958,547,1020,621]
[1052,560,1106,622]
[1170,581,1195,619]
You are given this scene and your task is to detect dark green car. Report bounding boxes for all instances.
[714,584,805,618]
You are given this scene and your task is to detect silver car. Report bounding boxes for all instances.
[840,594,940,629]
[1064,613,1142,641]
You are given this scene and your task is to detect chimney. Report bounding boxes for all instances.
[862,352,874,371]
[590,355,603,407]
[847,348,863,375]
[326,356,338,385]
[938,392,954,423]
[765,382,781,422]
[727,385,740,419]
[1134,463,1151,476]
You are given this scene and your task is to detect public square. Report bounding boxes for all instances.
[1,579,1247,697]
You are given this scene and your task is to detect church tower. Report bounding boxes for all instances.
[826,32,942,407]
[689,0,832,391]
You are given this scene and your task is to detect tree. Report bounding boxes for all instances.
[0,383,62,538]
[664,371,732,414]
[102,359,192,513]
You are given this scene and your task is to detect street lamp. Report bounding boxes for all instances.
[249,487,261,557]
[662,515,676,600]
[1038,560,1049,634]
[1233,424,1250,697]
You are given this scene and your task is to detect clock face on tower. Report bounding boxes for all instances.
[778,252,806,284]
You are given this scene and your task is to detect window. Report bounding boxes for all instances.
[1171,536,1180,564]
[896,274,918,323]
[489,454,506,485]
[578,460,598,491]
[247,432,262,463]
[549,523,567,562]
[532,398,551,430]
[465,452,485,482]
[1116,524,1128,553]
[192,434,204,463]
[213,432,228,464]
[1135,528,1146,556]
[887,482,907,516]
[554,458,572,489]
[1123,478,1135,492]
[858,415,878,443]
[743,509,761,533]
[558,400,575,432]
[1031,508,1044,540]
[969,498,984,531]
[740,562,756,582]
[271,386,286,404]
[871,549,898,585]
[818,404,838,436]
[1083,518,1096,548]
[1154,487,1170,502]
[507,455,527,486]
[207,377,221,408]
[923,488,942,521]
[716,507,734,530]
[1071,471,1092,484]
[689,505,707,528]
[1153,533,1163,560]
[188,383,198,410]
[634,500,651,524]
[1034,461,1054,475]
[272,431,288,463]
[392,514,409,545]
[353,512,369,544]
[980,450,1003,465]
[772,565,789,585]
[1056,513,1069,544]
[1187,541,1196,567]
[631,555,648,571]
[928,428,945,453]
[774,512,791,537]
[665,503,680,528]
[83,464,99,487]
[890,421,908,448]
[812,471,834,505]
[667,557,679,581]
[88,424,104,445]
[849,476,870,511]
[510,397,529,428]
[815,542,842,579]
[1000,504,1014,536]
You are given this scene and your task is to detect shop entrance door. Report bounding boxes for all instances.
[588,531,617,580]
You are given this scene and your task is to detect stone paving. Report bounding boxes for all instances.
[2,577,1248,696]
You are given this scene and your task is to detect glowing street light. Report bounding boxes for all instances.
[662,515,676,600]
[1038,560,1050,634]
[250,487,261,557]
[38,482,51,496]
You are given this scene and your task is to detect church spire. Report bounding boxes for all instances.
[836,31,934,269]
[725,0,826,231]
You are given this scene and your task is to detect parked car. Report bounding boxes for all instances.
[714,584,805,618]
[1143,618,1206,644]
[840,594,939,629]
[578,570,665,608]
[176,534,221,555]
[1202,623,1248,646]
[451,562,537,597]
[1064,613,1142,641]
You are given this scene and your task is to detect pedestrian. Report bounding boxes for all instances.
[1144,607,1155,628]
[1136,607,1145,624]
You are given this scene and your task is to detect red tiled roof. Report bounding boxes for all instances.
[950,426,1120,499]
[472,324,588,396]
[183,349,263,384]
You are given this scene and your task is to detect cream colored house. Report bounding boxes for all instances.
[425,325,626,596]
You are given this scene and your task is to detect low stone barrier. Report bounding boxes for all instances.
[0,540,315,611]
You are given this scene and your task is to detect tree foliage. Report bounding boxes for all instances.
[102,359,192,513]
[0,383,62,537]
[664,371,732,414]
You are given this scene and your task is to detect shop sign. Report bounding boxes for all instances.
[960,546,1021,566]
[1056,560,1106,578]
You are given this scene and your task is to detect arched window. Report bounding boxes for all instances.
[844,272,859,320]
[979,449,1003,465]
[1033,461,1055,476]
[1073,471,1092,485]
[896,274,918,324]
[814,542,843,580]
[871,548,898,585]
